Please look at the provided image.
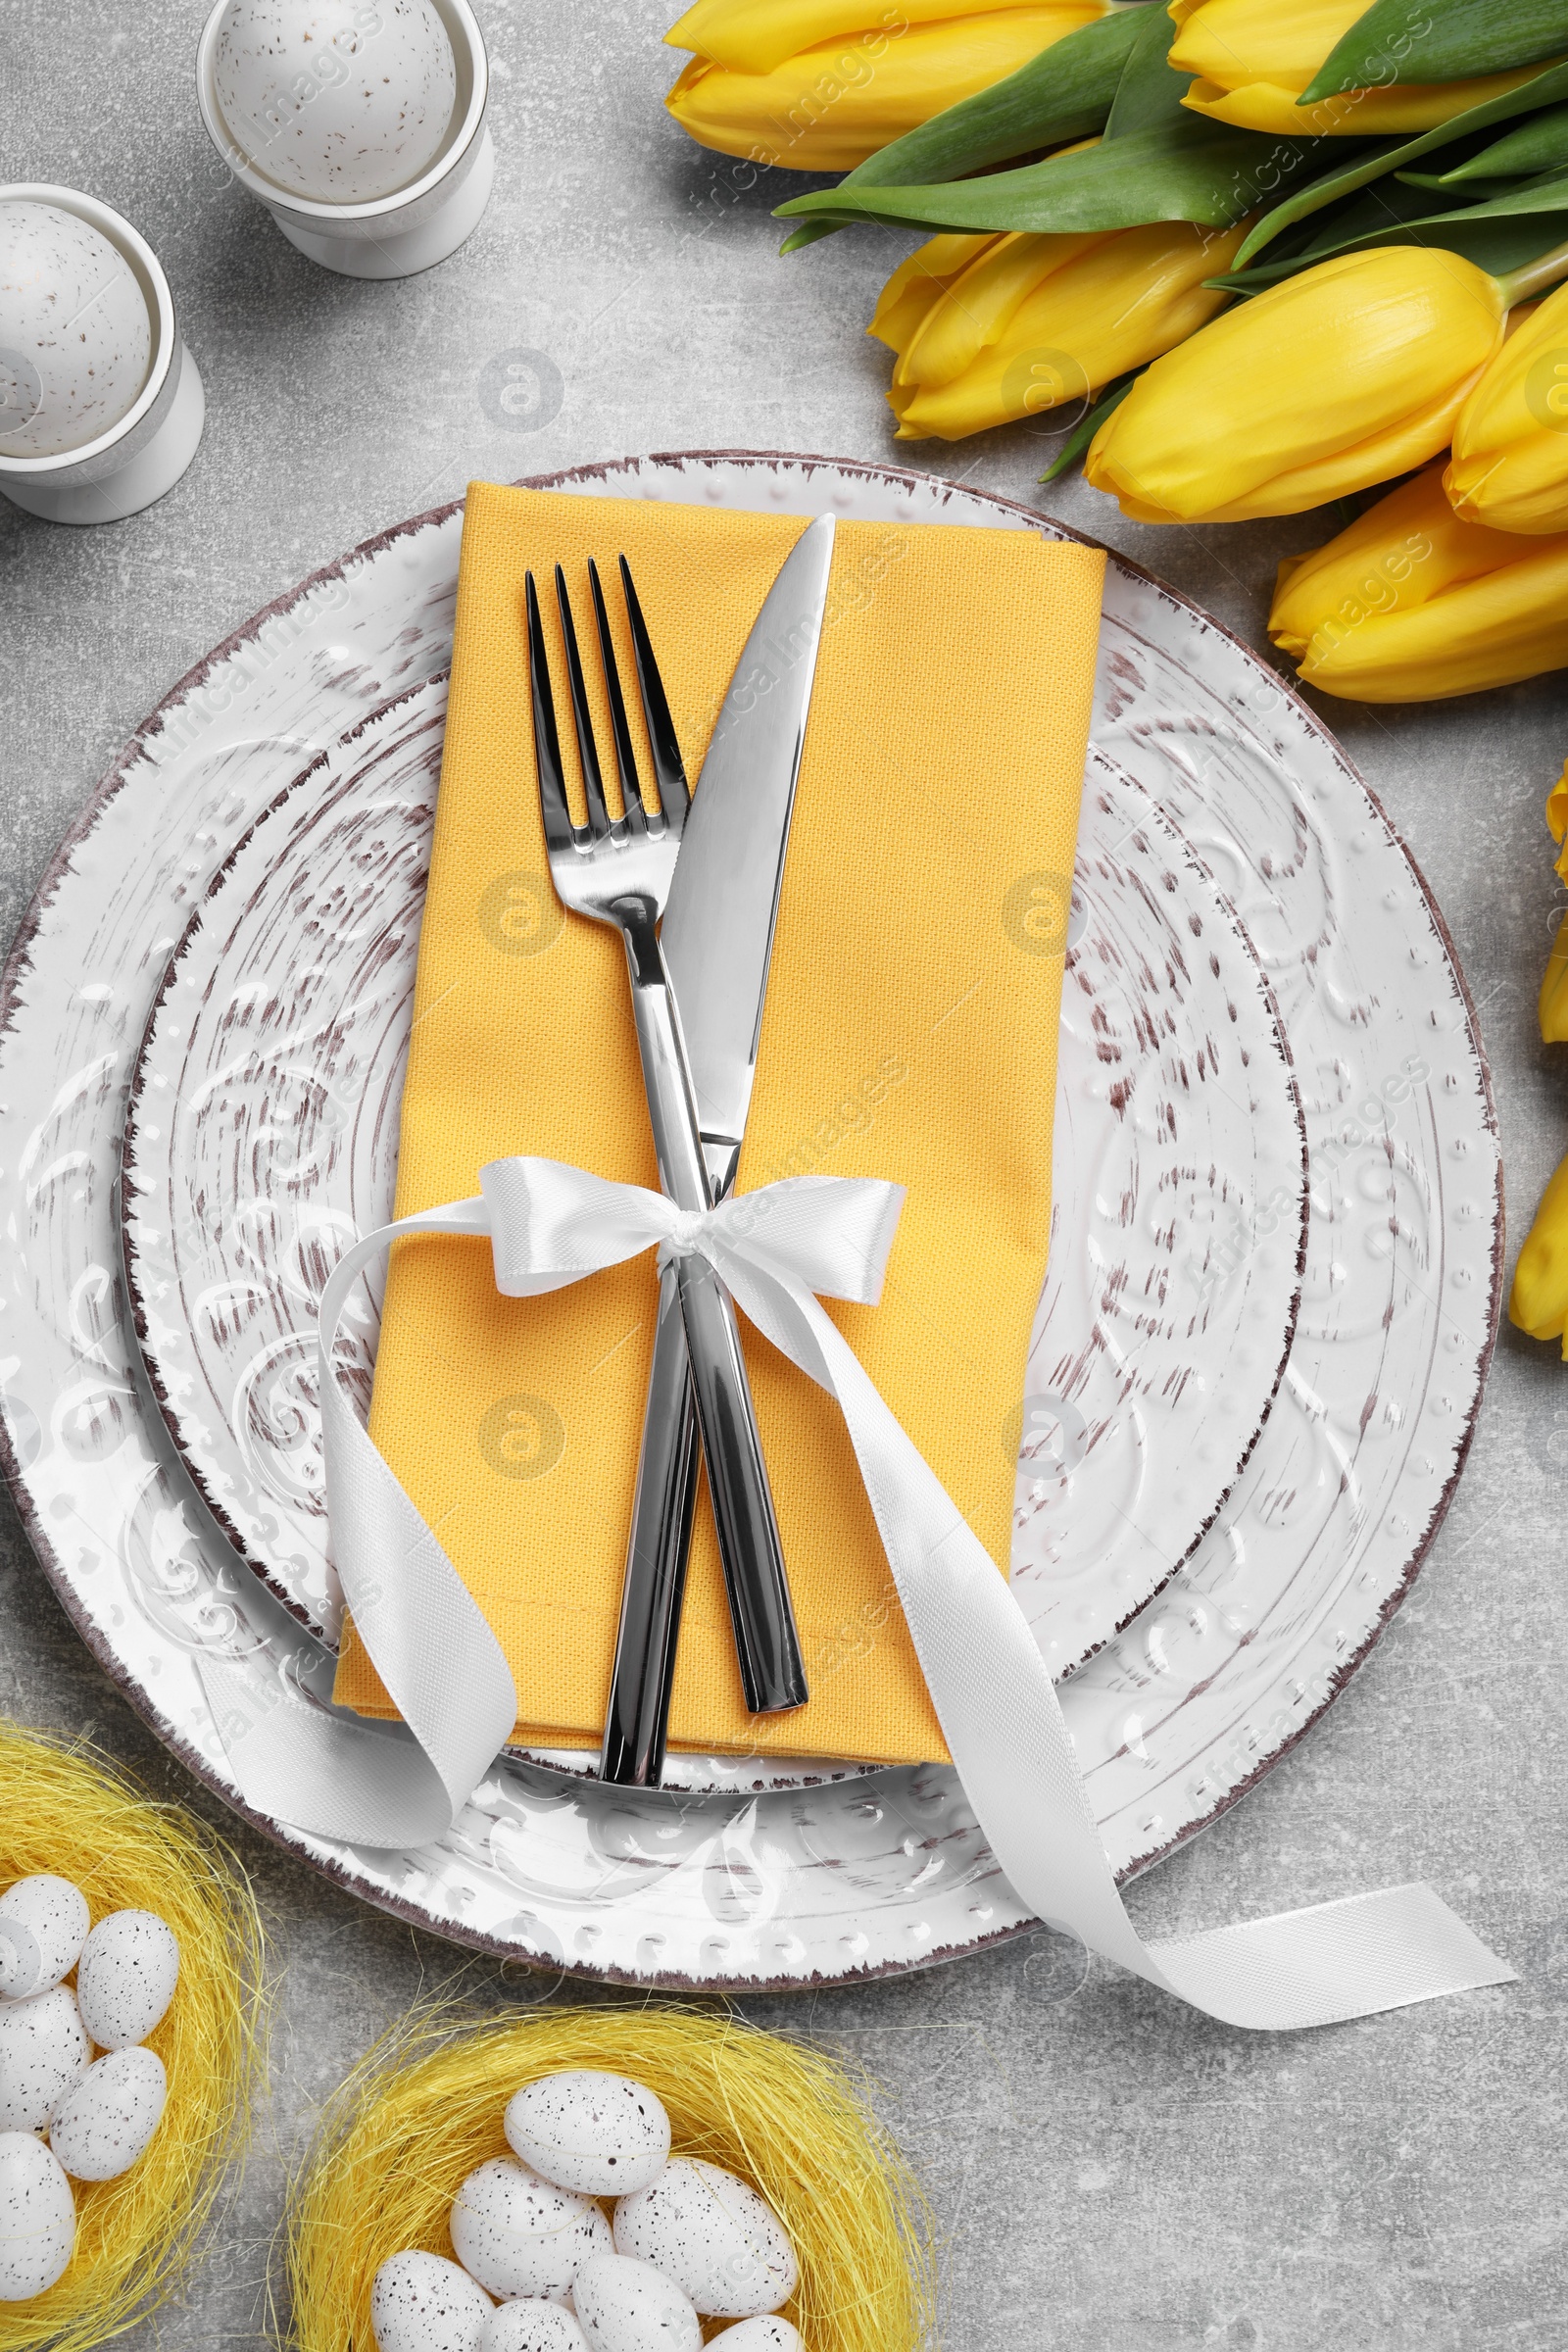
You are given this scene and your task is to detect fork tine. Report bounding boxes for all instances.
[618,555,690,837]
[588,557,647,836]
[555,564,612,840]
[524,571,577,855]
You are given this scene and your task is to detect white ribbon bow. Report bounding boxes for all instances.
[201,1161,1512,2030]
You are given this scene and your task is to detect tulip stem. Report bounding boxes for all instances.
[1498,236,1568,307]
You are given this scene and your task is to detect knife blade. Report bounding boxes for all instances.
[600,513,837,1786]
[664,512,838,1200]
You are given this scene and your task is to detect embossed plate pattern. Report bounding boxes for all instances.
[119,680,1305,1694]
[0,454,1499,1984]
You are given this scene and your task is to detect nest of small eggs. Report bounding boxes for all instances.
[0,1723,265,2352]
[0,1877,180,2296]
[289,2005,936,2352]
[375,2069,802,2352]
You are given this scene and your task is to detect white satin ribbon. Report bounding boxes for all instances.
[201,1161,1513,2028]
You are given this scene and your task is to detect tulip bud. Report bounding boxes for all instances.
[1549,760,1568,883]
[1513,758,1568,1346]
[1086,248,1505,524]
[1510,1149,1568,1345]
[1267,463,1568,703]
[1539,761,1568,1043]
[1446,278,1568,533]
[664,0,1108,170]
[1169,0,1544,137]
[870,214,1248,441]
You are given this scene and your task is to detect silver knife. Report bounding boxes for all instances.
[600,513,837,1786]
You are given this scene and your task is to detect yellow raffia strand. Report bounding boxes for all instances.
[0,1720,267,2352]
[288,2001,938,2352]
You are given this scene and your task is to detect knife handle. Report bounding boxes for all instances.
[600,1260,700,1787]
[615,906,808,1723]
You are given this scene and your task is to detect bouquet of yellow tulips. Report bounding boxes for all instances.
[662,0,1568,703]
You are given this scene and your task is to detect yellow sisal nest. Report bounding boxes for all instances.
[0,1720,267,2352]
[289,2002,938,2351]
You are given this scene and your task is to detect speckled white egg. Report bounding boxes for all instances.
[213,0,459,204]
[74,1909,178,2049]
[0,1986,88,2132]
[0,202,152,461]
[571,2254,701,2352]
[504,2074,671,2199]
[0,1875,89,2000]
[612,2160,797,2320]
[0,2132,75,2301]
[709,2322,804,2352]
[48,2046,167,2181]
[450,2157,612,2302]
[476,2300,589,2352]
[371,2249,493,2352]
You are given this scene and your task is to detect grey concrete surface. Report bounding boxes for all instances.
[3,5,1567,2347]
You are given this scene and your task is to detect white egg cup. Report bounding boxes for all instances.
[195,0,493,280]
[0,185,205,527]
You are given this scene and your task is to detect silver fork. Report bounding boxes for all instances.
[524,557,807,1722]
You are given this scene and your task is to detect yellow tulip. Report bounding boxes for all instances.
[1169,0,1544,136]
[870,214,1249,440]
[1446,277,1568,533]
[1550,760,1568,881]
[1085,247,1505,524]
[1267,463,1568,702]
[1539,760,1568,1041]
[664,0,1106,169]
[1516,761,1568,1342]
[1511,1149,1568,1343]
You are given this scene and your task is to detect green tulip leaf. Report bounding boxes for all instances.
[1209,171,1568,292]
[777,8,1140,253]
[1103,3,1191,141]
[1437,96,1568,178]
[1301,174,1457,248]
[1039,374,1135,483]
[1233,56,1568,263]
[1300,0,1568,102]
[1400,162,1568,217]
[775,120,1322,238]
[1396,170,1526,195]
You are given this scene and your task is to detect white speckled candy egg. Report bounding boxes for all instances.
[504,2073,670,2198]
[0,202,152,461]
[709,2322,804,2352]
[371,2249,493,2352]
[0,1986,88,2132]
[48,2046,167,2180]
[0,2132,75,2301]
[612,2160,797,2320]
[214,0,459,204]
[476,2300,589,2352]
[450,2157,611,2302]
[571,2254,701,2352]
[0,1875,89,2000]
[74,1909,178,2049]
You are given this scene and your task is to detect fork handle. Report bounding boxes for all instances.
[615,903,808,1723]
[600,1259,700,1786]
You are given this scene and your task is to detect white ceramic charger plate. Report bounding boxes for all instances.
[118,674,1305,1699]
[0,454,1500,1984]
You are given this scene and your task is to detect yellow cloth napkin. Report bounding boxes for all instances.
[332,482,1104,1764]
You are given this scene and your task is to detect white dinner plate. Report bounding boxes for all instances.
[0,453,1499,1984]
